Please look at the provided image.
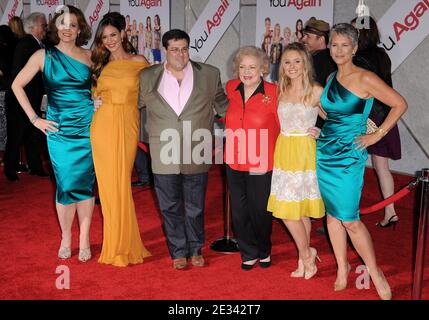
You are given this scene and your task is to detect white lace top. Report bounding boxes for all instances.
[278,101,319,134]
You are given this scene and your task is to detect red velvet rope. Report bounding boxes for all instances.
[360,179,419,214]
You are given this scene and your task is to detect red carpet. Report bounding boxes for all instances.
[0,165,428,300]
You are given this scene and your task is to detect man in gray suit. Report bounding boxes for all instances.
[138,29,228,270]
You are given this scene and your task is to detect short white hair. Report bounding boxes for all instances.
[23,12,46,34]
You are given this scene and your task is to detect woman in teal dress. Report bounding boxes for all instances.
[11,6,95,262]
[316,24,407,300]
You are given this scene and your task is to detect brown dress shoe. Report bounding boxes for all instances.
[173,257,187,270]
[191,255,205,267]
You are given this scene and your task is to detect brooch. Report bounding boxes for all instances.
[262,95,272,104]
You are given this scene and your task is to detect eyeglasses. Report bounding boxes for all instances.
[168,47,189,55]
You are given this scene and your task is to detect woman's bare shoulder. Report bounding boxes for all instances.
[80,48,92,58]
[313,83,324,97]
[130,54,149,63]
[30,49,46,66]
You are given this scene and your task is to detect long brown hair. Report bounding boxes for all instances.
[91,12,136,86]
[277,42,315,106]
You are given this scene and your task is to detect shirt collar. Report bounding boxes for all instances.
[235,78,265,104]
[163,61,192,75]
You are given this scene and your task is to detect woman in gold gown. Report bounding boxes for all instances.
[90,12,151,267]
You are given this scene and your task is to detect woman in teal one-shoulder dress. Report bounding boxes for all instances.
[316,24,407,300]
[11,6,95,263]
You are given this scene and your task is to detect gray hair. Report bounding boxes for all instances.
[23,12,46,34]
[329,23,358,47]
[233,46,270,78]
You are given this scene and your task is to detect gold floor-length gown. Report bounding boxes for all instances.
[91,60,151,267]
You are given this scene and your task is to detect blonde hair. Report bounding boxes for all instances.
[277,42,315,106]
[233,46,269,78]
[8,16,25,38]
[283,27,291,35]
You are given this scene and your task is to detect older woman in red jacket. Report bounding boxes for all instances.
[224,46,280,270]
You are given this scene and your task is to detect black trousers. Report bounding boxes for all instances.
[226,165,273,262]
[4,108,45,175]
[134,148,152,183]
[153,172,208,259]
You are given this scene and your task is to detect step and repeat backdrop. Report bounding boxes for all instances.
[255,0,334,82]
[1,1,428,72]
[1,0,170,61]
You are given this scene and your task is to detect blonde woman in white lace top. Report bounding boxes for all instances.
[267,42,325,280]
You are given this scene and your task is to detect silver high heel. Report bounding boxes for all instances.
[78,247,92,262]
[58,247,71,259]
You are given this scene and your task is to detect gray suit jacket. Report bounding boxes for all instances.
[138,61,228,174]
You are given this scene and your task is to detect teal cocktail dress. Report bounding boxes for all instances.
[316,72,374,221]
[43,46,95,205]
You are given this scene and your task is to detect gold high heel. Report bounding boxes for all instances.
[58,247,71,259]
[78,247,92,262]
[334,263,351,291]
[290,258,304,278]
[368,267,392,300]
[303,247,321,280]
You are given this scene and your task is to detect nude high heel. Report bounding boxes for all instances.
[334,263,351,291]
[303,247,321,280]
[290,258,304,278]
[368,267,392,300]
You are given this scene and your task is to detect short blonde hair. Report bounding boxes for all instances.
[233,46,270,78]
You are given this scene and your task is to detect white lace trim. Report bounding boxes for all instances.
[278,102,319,134]
[270,168,322,202]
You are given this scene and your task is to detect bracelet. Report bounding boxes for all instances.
[30,115,39,124]
[376,127,388,137]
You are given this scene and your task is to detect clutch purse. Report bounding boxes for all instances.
[40,94,48,112]
[366,118,378,134]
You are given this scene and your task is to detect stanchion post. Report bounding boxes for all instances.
[412,168,429,300]
[210,167,239,253]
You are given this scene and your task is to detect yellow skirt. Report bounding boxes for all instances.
[267,133,325,220]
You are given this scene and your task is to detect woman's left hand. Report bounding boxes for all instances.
[307,127,321,139]
[93,96,102,111]
[354,133,380,151]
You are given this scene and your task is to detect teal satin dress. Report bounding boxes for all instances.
[316,72,374,221]
[43,46,95,205]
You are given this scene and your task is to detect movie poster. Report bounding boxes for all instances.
[120,0,170,64]
[0,0,24,25]
[30,0,64,25]
[256,0,334,82]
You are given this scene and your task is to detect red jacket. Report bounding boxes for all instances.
[224,79,280,173]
